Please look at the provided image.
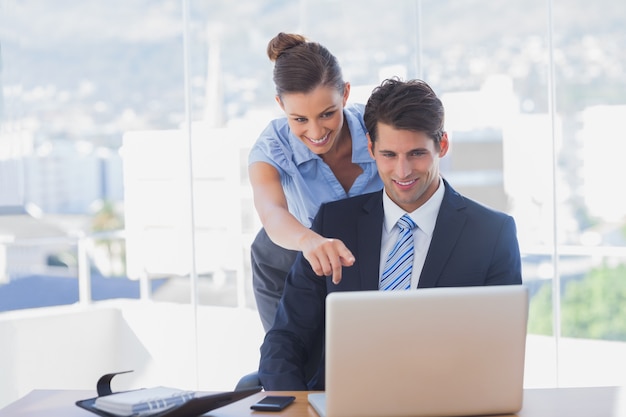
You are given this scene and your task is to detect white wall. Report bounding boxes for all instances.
[0,300,264,409]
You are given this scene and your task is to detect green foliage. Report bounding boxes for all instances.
[563,264,626,340]
[529,263,626,341]
[528,282,553,336]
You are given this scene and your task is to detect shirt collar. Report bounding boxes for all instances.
[383,176,445,236]
[345,106,373,164]
[289,131,318,166]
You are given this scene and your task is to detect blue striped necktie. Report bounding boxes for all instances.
[380,214,417,291]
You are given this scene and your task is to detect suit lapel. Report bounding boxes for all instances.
[418,180,467,288]
[356,191,384,290]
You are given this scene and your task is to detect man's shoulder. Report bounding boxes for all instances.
[464,197,511,218]
[321,190,382,211]
[444,180,511,220]
[312,190,382,233]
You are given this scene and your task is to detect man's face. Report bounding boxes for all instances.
[277,84,349,156]
[368,123,449,213]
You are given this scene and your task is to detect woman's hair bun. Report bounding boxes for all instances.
[267,32,308,62]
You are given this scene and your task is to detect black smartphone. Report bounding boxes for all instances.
[250,395,296,411]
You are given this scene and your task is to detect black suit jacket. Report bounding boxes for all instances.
[259,179,522,390]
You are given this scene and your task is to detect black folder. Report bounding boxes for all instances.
[75,371,261,417]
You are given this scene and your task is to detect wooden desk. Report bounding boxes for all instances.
[1,386,625,417]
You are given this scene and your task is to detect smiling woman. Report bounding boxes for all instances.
[247,32,383,332]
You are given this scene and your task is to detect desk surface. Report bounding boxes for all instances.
[1,386,626,417]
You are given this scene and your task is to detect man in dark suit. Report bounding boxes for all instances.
[258,78,522,391]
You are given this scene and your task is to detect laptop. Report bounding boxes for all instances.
[308,285,528,417]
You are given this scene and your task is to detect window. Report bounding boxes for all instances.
[1,0,625,408]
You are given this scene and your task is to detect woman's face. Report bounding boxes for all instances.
[277,84,350,155]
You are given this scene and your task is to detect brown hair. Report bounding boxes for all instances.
[364,78,445,150]
[267,32,345,97]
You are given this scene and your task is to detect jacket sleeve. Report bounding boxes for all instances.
[258,210,328,390]
[485,215,522,285]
